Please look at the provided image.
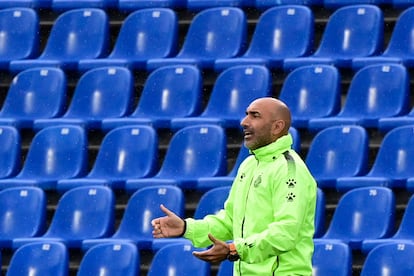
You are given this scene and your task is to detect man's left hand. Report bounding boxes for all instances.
[192,233,230,263]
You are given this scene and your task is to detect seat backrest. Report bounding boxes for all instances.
[148,243,211,276]
[51,0,117,10]
[0,126,20,178]
[393,194,414,239]
[314,188,326,238]
[6,242,69,276]
[77,243,139,276]
[194,186,231,219]
[383,7,414,56]
[312,240,352,276]
[360,242,414,276]
[314,5,383,58]
[227,144,250,177]
[0,0,50,8]
[217,260,234,276]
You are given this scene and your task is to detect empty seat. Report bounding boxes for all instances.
[314,188,326,238]
[52,0,117,10]
[217,260,234,276]
[214,5,314,71]
[255,0,322,8]
[118,0,185,10]
[308,64,410,132]
[337,125,414,192]
[278,65,341,129]
[0,68,66,129]
[34,67,133,130]
[147,7,247,70]
[9,8,109,72]
[194,186,231,219]
[170,65,271,130]
[0,125,88,190]
[57,126,158,192]
[283,5,383,71]
[187,0,247,10]
[305,126,369,189]
[312,240,352,276]
[323,0,388,9]
[0,126,21,179]
[0,0,50,8]
[378,106,414,132]
[125,125,227,192]
[101,65,202,131]
[79,8,178,71]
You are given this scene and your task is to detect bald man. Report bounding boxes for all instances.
[152,97,317,275]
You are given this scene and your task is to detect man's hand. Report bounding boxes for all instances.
[151,204,186,238]
[192,233,230,263]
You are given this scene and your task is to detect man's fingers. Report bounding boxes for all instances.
[160,204,176,217]
[208,233,217,243]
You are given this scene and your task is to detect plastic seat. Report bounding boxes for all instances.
[146,7,247,70]
[9,8,109,72]
[360,242,414,276]
[0,68,66,129]
[255,0,322,8]
[34,67,133,130]
[13,186,115,249]
[6,242,68,276]
[147,243,211,276]
[407,177,414,192]
[305,126,369,189]
[170,65,271,130]
[82,185,184,251]
[194,186,231,219]
[77,243,139,276]
[118,0,185,10]
[283,5,383,71]
[0,126,20,179]
[391,0,414,8]
[0,0,50,8]
[337,125,414,192]
[0,125,88,190]
[378,106,414,132]
[316,187,395,250]
[314,188,326,238]
[125,125,227,192]
[101,65,202,131]
[308,64,410,132]
[0,187,46,248]
[187,0,247,10]
[0,8,38,70]
[312,240,352,276]
[323,0,388,9]
[52,0,117,10]
[214,6,314,71]
[217,260,234,276]
[57,126,158,192]
[278,65,341,129]
[79,8,178,72]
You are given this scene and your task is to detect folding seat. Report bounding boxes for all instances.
[283,5,383,71]
[0,126,21,179]
[101,65,202,131]
[0,125,88,190]
[214,5,314,71]
[78,8,178,72]
[51,0,117,10]
[118,0,185,10]
[6,242,69,276]
[146,7,247,70]
[77,243,139,276]
[12,186,115,249]
[315,187,395,250]
[217,260,234,276]
[57,126,158,192]
[360,242,414,276]
[308,64,410,132]
[147,243,211,276]
[9,8,109,72]
[125,125,227,192]
[278,65,341,129]
[312,240,352,276]
[0,68,66,129]
[34,67,133,131]
[0,187,46,248]
[305,126,369,189]
[170,65,271,130]
[314,188,326,238]
[0,0,50,8]
[336,125,414,192]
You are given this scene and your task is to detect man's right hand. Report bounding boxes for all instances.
[151,204,186,238]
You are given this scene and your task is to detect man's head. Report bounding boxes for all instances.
[240,97,291,150]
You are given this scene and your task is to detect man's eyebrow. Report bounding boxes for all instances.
[246,110,261,116]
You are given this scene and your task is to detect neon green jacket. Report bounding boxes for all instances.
[184,134,317,275]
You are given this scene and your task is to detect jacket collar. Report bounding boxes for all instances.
[251,134,293,162]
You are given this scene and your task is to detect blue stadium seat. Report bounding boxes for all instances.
[378,107,414,132]
[101,65,202,131]
[0,126,20,179]
[6,242,68,276]
[0,68,66,129]
[255,0,322,8]
[0,0,50,8]
[187,0,247,10]
[0,187,46,248]
[214,6,314,71]
[78,8,178,71]
[13,186,115,249]
[77,243,139,276]
[312,240,352,276]
[407,177,414,192]
[316,187,395,250]
[57,126,158,192]
[360,242,414,276]
[323,0,388,9]
[278,65,341,129]
[34,67,133,130]
[125,125,227,191]
[118,0,185,10]
[391,0,414,7]
[217,260,234,276]
[337,125,414,192]
[0,8,38,69]
[147,7,247,70]
[305,126,369,189]
[52,0,117,10]
[283,5,383,71]
[0,125,88,190]
[194,186,231,219]
[170,65,271,130]
[314,188,326,238]
[308,64,410,132]
[9,8,109,72]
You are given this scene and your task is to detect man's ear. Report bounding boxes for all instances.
[272,120,286,135]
